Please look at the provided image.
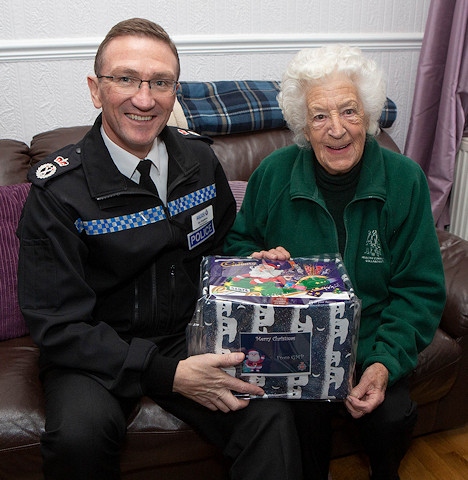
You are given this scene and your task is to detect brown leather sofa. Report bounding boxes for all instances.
[1,125,467,479]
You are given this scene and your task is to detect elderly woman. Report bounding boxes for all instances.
[224,45,446,480]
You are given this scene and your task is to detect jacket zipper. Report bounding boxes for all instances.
[169,264,176,325]
[134,282,140,326]
[151,263,158,332]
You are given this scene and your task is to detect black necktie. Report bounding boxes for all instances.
[136,159,158,195]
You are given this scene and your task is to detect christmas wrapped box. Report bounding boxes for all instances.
[187,255,361,400]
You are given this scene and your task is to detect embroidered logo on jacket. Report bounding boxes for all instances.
[361,229,384,264]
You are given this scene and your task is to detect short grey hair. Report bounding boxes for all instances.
[278,44,387,148]
[94,18,180,79]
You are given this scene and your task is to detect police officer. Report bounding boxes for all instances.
[18,18,302,480]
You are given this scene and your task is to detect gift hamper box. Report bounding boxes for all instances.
[187,255,361,400]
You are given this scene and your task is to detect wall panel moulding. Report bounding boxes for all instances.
[0,33,423,62]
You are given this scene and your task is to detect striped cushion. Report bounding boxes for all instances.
[0,183,30,340]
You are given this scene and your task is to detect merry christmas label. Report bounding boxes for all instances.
[187,255,361,400]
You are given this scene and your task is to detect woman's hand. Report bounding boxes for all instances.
[250,246,291,261]
[345,363,389,418]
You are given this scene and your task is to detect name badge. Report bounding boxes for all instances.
[188,220,215,250]
[191,205,213,230]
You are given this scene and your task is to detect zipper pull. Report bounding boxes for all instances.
[170,264,176,289]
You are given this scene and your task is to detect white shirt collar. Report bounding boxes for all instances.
[100,125,160,180]
[100,126,168,204]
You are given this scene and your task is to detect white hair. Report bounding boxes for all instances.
[278,44,387,148]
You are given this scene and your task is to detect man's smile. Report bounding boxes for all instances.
[126,113,154,121]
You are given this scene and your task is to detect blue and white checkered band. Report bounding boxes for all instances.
[74,184,217,236]
[75,206,166,236]
[168,184,216,216]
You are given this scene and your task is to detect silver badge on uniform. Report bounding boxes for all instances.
[36,163,57,179]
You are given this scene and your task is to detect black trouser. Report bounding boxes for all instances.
[292,377,417,480]
[41,369,303,480]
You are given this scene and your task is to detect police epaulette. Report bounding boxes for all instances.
[175,127,213,144]
[29,146,81,185]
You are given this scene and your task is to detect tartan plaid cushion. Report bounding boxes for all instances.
[177,81,396,135]
[379,97,397,129]
[177,80,285,135]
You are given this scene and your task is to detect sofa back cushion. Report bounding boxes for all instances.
[213,128,294,181]
[29,126,91,166]
[0,140,31,186]
[0,183,31,340]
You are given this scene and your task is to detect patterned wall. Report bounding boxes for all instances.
[0,0,431,151]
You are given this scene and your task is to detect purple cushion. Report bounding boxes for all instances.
[228,180,247,213]
[0,183,31,340]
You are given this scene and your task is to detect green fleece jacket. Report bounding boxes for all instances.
[224,136,446,385]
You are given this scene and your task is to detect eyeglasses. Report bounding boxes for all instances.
[97,75,179,97]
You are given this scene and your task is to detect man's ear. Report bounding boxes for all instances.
[87,76,102,109]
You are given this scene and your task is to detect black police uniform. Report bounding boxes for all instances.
[17,115,302,480]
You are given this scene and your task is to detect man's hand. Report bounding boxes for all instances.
[173,352,264,412]
[345,363,389,419]
[251,246,291,261]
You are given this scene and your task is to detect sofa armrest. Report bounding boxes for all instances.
[437,229,468,338]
